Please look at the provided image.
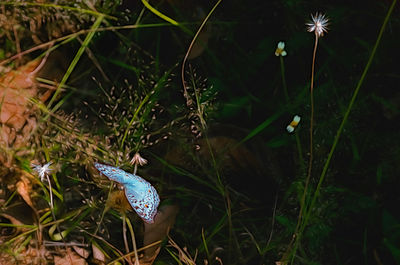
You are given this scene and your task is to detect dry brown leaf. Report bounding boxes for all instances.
[92,244,106,264]
[16,175,35,210]
[0,59,41,166]
[0,212,25,226]
[0,59,39,89]
[54,248,87,265]
[72,245,90,259]
[25,245,51,265]
[142,205,179,263]
[0,212,29,241]
[0,53,64,167]
[0,244,52,265]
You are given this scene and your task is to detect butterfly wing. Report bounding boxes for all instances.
[95,163,160,223]
[125,179,160,223]
[95,163,134,185]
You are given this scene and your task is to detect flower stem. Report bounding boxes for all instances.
[279,56,304,170]
[303,33,319,219]
[287,1,397,263]
[286,33,320,265]
[297,33,319,237]
[280,56,290,103]
[300,0,398,239]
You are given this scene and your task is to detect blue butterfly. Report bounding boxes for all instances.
[94,163,160,223]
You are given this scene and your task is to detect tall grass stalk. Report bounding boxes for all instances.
[126,215,139,265]
[46,14,105,113]
[283,17,324,264]
[279,56,305,171]
[141,0,179,26]
[181,0,222,95]
[288,1,397,263]
[179,1,233,262]
[299,0,398,242]
[296,29,319,236]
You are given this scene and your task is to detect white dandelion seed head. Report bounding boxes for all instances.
[306,12,329,37]
[32,162,53,181]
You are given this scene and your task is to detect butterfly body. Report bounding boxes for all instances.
[94,163,160,223]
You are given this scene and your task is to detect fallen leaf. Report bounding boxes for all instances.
[16,175,34,210]
[0,59,41,166]
[72,245,90,259]
[54,248,87,265]
[142,205,179,263]
[0,53,63,166]
[0,212,29,240]
[92,243,106,264]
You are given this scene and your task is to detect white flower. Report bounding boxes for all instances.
[32,162,52,182]
[286,115,301,133]
[306,12,329,37]
[130,153,148,166]
[275,41,287,57]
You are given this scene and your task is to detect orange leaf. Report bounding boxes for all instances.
[16,175,34,210]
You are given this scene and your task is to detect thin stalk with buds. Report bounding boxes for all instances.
[280,12,329,265]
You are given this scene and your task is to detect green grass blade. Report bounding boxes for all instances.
[46,14,105,113]
[141,0,178,26]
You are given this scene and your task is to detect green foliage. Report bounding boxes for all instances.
[1,0,399,264]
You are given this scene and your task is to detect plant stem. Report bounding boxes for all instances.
[46,14,104,112]
[122,213,130,254]
[280,56,290,103]
[300,0,398,238]
[279,56,305,171]
[287,32,320,265]
[181,0,222,98]
[297,33,319,237]
[305,33,319,204]
[285,1,397,263]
